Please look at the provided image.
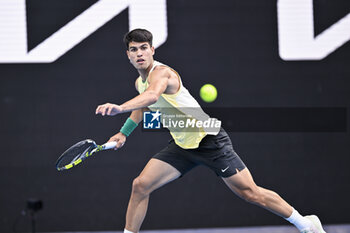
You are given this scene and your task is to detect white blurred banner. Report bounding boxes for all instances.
[0,0,167,63]
[278,0,350,60]
[0,0,349,63]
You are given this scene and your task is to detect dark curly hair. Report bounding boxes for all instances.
[123,28,153,49]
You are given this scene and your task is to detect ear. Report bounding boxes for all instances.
[151,46,155,55]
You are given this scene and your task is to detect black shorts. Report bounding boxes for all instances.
[153,128,246,178]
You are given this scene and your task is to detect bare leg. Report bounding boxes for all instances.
[125,158,181,232]
[222,168,293,218]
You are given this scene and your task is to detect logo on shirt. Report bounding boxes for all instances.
[143,110,162,129]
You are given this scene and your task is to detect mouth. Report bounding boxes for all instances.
[136,59,145,64]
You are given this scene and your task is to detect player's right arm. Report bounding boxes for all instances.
[107,109,143,149]
[107,79,147,149]
[96,67,170,116]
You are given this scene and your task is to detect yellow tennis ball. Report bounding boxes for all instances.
[200,84,217,103]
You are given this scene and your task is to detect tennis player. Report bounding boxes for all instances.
[95,29,326,233]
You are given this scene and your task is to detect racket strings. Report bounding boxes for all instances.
[56,140,97,170]
[72,146,93,162]
[55,140,110,171]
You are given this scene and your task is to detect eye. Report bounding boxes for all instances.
[130,48,137,52]
[141,46,148,50]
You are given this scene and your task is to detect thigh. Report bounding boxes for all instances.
[137,158,182,193]
[222,168,258,195]
[192,128,246,177]
[153,141,198,176]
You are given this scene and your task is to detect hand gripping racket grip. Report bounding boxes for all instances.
[102,141,117,150]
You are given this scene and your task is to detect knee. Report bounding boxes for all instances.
[132,176,151,197]
[240,187,265,206]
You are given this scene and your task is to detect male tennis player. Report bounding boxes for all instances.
[95,29,326,233]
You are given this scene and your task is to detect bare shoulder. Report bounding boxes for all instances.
[150,65,180,94]
[149,65,178,81]
[151,65,171,78]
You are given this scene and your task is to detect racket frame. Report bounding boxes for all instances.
[56,140,116,171]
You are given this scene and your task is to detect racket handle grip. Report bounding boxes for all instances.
[103,141,117,150]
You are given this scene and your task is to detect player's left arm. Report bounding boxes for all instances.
[95,67,170,116]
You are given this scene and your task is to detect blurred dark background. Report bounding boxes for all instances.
[0,0,349,232]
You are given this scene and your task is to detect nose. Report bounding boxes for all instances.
[137,50,143,57]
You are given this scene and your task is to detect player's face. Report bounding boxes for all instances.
[127,41,155,71]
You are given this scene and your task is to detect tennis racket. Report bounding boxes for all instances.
[55,139,117,171]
